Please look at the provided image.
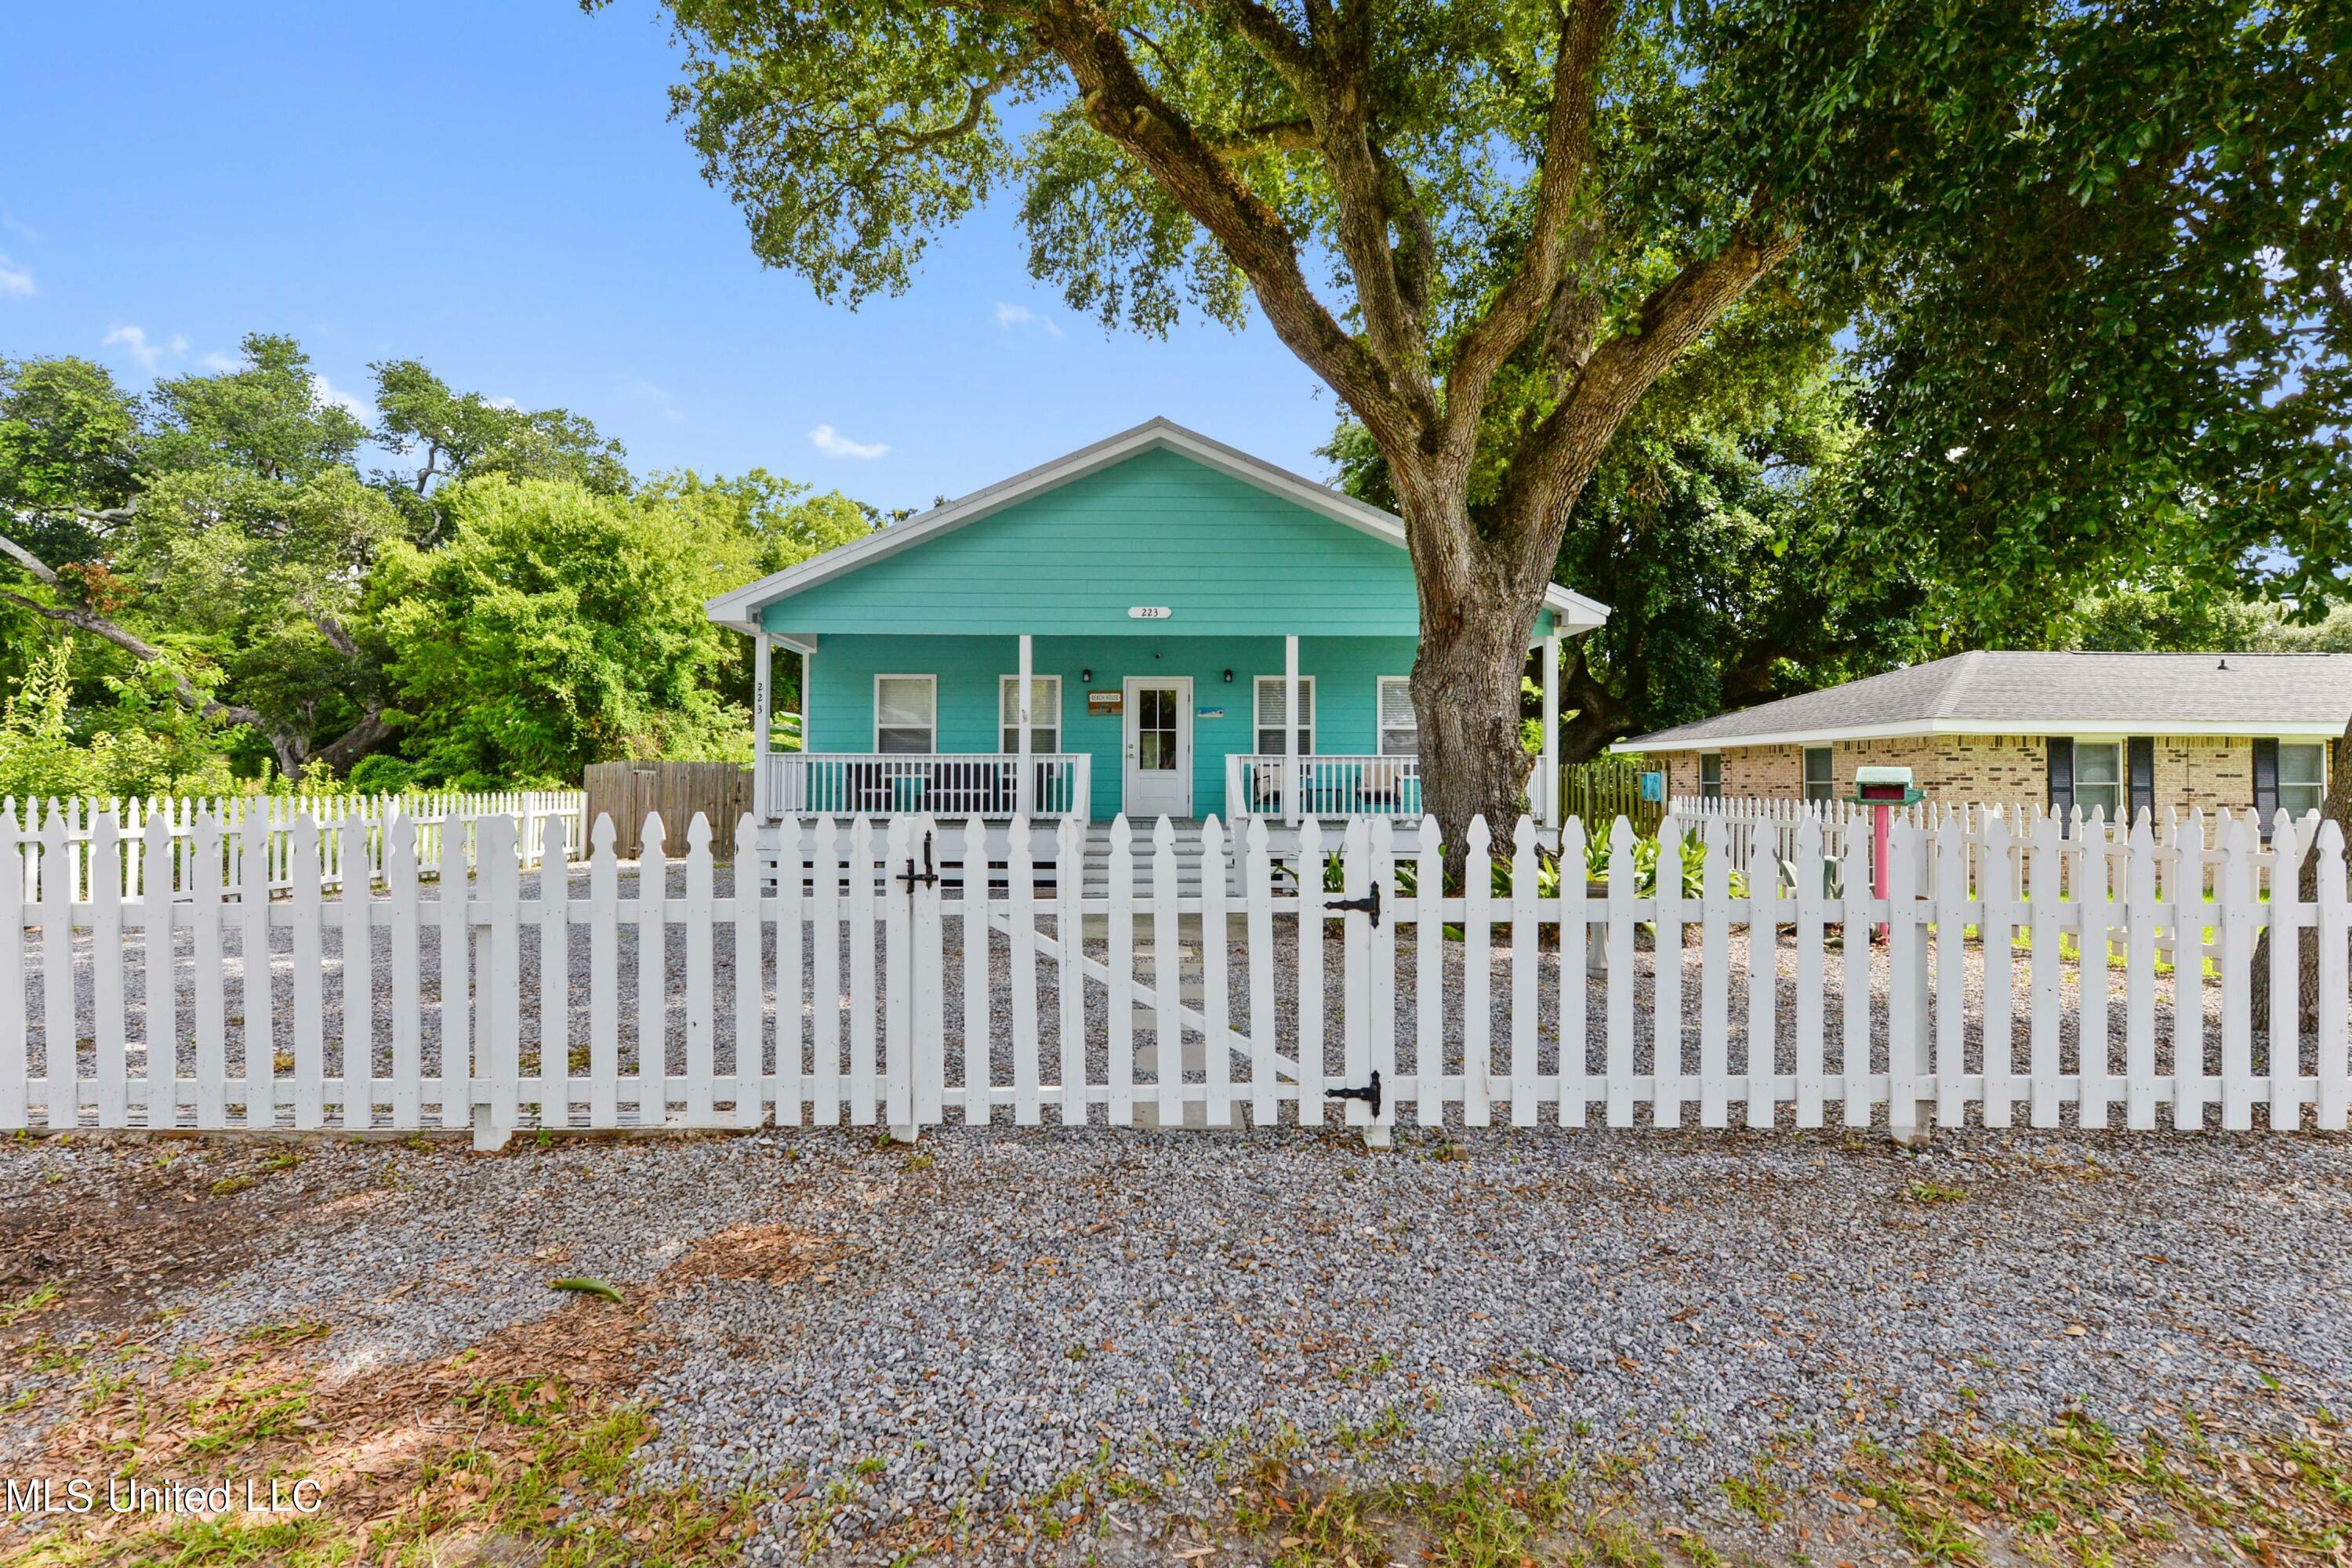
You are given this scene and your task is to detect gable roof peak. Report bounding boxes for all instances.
[705,419,1610,632]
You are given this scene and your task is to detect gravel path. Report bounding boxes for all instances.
[15,862,2285,1130]
[3,1123,2346,1563]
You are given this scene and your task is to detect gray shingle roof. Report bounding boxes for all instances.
[1620,651,2352,750]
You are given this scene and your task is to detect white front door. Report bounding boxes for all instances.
[1122,677,1192,819]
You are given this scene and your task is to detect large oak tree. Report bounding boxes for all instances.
[602,0,2339,860]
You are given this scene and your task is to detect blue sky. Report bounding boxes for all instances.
[0,2,1338,512]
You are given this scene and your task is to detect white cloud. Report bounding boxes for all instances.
[103,325,187,368]
[627,379,684,424]
[994,300,1063,337]
[1,214,39,245]
[199,350,244,372]
[310,372,370,419]
[487,394,520,410]
[0,255,32,297]
[810,423,889,460]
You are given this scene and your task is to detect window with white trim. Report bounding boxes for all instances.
[2073,740,2122,822]
[874,675,935,754]
[999,675,1061,753]
[2280,742,2327,818]
[1700,753,1722,800]
[1253,675,1314,756]
[1376,677,1418,757]
[1802,746,1835,804]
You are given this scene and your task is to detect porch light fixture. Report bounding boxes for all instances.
[1223,669,1233,683]
[1080,667,1092,683]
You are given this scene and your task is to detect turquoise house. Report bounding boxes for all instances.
[706,420,1609,829]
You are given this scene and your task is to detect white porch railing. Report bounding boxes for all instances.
[1225,753,1423,818]
[766,753,1089,818]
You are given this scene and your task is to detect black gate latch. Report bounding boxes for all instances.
[897,829,939,891]
[1326,1070,1383,1118]
[1326,882,1382,928]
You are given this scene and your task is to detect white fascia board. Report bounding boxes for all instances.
[1613,717,2350,754]
[1542,583,1610,631]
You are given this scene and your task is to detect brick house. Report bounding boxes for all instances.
[1616,652,2350,824]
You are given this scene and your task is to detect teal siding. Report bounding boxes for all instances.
[806,633,1418,819]
[764,447,1428,638]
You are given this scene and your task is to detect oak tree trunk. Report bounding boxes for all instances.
[1413,603,1534,879]
[1398,455,1548,880]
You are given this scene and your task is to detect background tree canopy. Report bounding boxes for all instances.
[0,335,872,797]
[608,0,2347,859]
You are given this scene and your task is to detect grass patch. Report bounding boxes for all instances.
[5,1300,761,1568]
[5,1372,764,1568]
[0,1283,61,1329]
[1904,1179,1969,1204]
[1232,1435,1671,1568]
[1846,1406,2352,1566]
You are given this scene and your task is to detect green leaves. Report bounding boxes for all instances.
[371,477,747,787]
[663,0,1040,307]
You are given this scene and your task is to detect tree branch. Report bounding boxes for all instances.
[1305,1,1438,417]
[1440,0,1617,456]
[1198,119,1319,157]
[879,45,1047,152]
[1198,0,1322,99]
[1498,222,1802,589]
[0,586,268,730]
[0,529,61,587]
[1033,0,1415,448]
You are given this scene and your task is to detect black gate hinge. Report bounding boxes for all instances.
[897,830,939,891]
[1326,882,1381,928]
[1326,1070,1382,1118]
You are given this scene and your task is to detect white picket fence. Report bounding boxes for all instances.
[1668,793,2323,880]
[3,792,586,900]
[5,802,2347,1144]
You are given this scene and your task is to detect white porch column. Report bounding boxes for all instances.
[1541,631,1561,831]
[1016,633,1034,817]
[753,631,773,821]
[1284,634,1301,827]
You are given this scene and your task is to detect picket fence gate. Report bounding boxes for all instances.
[5,802,2347,1145]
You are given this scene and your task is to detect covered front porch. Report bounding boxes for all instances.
[748,627,1568,830]
[708,421,1608,836]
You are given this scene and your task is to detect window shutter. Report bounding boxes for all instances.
[2252,737,2280,829]
[2046,738,2074,815]
[2127,736,2155,826]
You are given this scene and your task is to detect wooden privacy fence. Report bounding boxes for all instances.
[1563,758,1664,836]
[3,793,586,899]
[7,801,2349,1145]
[583,762,750,858]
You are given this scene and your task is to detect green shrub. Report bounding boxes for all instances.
[346,753,421,795]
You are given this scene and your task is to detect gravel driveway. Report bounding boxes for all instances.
[3,1123,2346,1564]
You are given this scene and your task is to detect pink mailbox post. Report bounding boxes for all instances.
[1851,765,1923,941]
